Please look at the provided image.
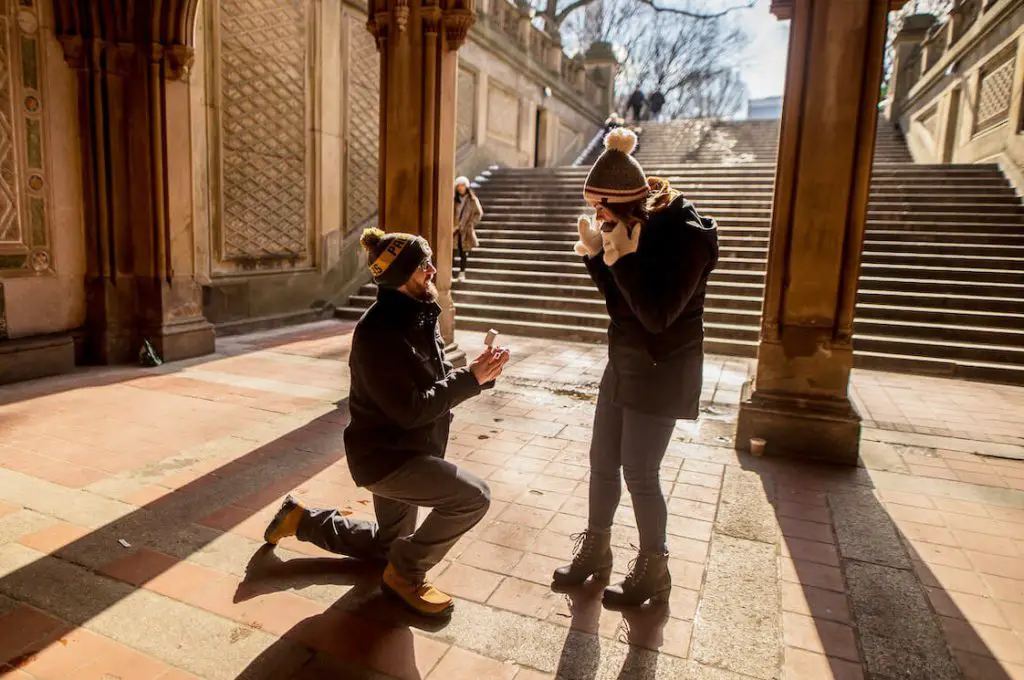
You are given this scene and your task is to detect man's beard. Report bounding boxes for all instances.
[412,280,438,302]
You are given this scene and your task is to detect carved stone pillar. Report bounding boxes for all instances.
[887,14,936,122]
[585,42,619,117]
[516,8,533,49]
[546,39,563,73]
[368,0,475,362]
[736,0,904,464]
[54,1,213,365]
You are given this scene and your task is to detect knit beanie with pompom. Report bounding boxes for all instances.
[360,228,432,288]
[584,128,648,205]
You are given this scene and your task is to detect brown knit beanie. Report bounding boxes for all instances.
[584,128,648,205]
[360,228,432,288]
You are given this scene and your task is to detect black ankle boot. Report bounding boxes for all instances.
[603,550,671,609]
[552,530,613,588]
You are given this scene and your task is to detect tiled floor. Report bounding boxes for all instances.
[0,320,1022,679]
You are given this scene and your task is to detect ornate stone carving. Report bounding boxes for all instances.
[218,0,309,261]
[975,49,1015,133]
[396,0,410,32]
[346,17,381,234]
[443,8,476,49]
[0,14,21,247]
[0,0,52,274]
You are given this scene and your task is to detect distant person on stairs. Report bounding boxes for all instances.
[649,91,665,122]
[263,228,510,619]
[553,127,719,609]
[453,176,482,283]
[627,88,646,123]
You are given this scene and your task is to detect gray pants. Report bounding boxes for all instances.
[588,383,676,553]
[296,455,491,582]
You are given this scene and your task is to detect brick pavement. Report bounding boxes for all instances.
[0,320,1022,679]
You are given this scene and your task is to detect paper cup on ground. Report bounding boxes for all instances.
[750,438,766,457]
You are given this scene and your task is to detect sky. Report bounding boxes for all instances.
[732,0,790,100]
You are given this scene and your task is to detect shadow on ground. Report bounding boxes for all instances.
[740,448,1012,680]
[230,546,453,679]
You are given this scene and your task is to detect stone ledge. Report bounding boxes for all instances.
[0,333,76,386]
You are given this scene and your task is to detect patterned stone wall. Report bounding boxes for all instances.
[216,0,310,264]
[345,15,380,235]
[487,82,520,147]
[457,66,477,150]
[0,0,51,277]
[974,47,1016,134]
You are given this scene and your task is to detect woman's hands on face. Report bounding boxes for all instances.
[601,220,641,266]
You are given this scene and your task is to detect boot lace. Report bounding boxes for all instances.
[622,553,648,588]
[569,532,593,564]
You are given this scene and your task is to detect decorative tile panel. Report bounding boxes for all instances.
[975,50,1015,134]
[345,15,380,234]
[218,0,309,261]
[0,0,51,275]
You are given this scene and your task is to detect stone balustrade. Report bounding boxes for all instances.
[475,0,609,106]
[886,0,1024,190]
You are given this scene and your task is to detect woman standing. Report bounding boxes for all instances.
[552,128,719,608]
[453,176,483,283]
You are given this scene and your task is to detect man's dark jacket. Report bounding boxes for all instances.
[584,195,719,420]
[344,288,485,486]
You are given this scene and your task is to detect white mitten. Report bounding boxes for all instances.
[602,220,642,266]
[574,215,603,258]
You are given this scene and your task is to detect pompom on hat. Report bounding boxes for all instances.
[360,228,432,288]
[584,128,648,205]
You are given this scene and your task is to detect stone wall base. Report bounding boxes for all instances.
[735,379,862,465]
[0,334,77,386]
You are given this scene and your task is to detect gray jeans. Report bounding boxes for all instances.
[588,383,676,553]
[296,455,491,582]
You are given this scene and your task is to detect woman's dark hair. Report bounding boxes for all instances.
[455,184,477,202]
[599,176,679,227]
[600,196,649,227]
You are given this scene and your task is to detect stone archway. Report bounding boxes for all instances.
[368,0,909,462]
[52,0,213,365]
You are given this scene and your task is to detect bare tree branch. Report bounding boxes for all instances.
[633,0,754,20]
[555,0,753,28]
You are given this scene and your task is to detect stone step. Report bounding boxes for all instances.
[452,278,1024,314]
[471,236,1024,258]
[481,205,1024,219]
[468,246,1024,273]
[478,191,1022,206]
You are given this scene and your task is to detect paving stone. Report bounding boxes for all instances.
[0,470,133,531]
[715,467,778,544]
[0,509,57,547]
[691,535,781,679]
[87,589,308,680]
[829,489,910,569]
[858,440,911,475]
[843,560,959,680]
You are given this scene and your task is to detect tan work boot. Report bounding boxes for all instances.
[381,563,454,618]
[263,496,304,546]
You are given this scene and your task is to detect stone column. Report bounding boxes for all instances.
[546,38,564,74]
[368,0,475,362]
[887,14,935,122]
[54,1,214,365]
[735,0,905,464]
[584,42,619,117]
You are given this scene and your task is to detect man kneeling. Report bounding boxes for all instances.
[264,228,509,618]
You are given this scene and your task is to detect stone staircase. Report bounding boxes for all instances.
[339,120,1024,384]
